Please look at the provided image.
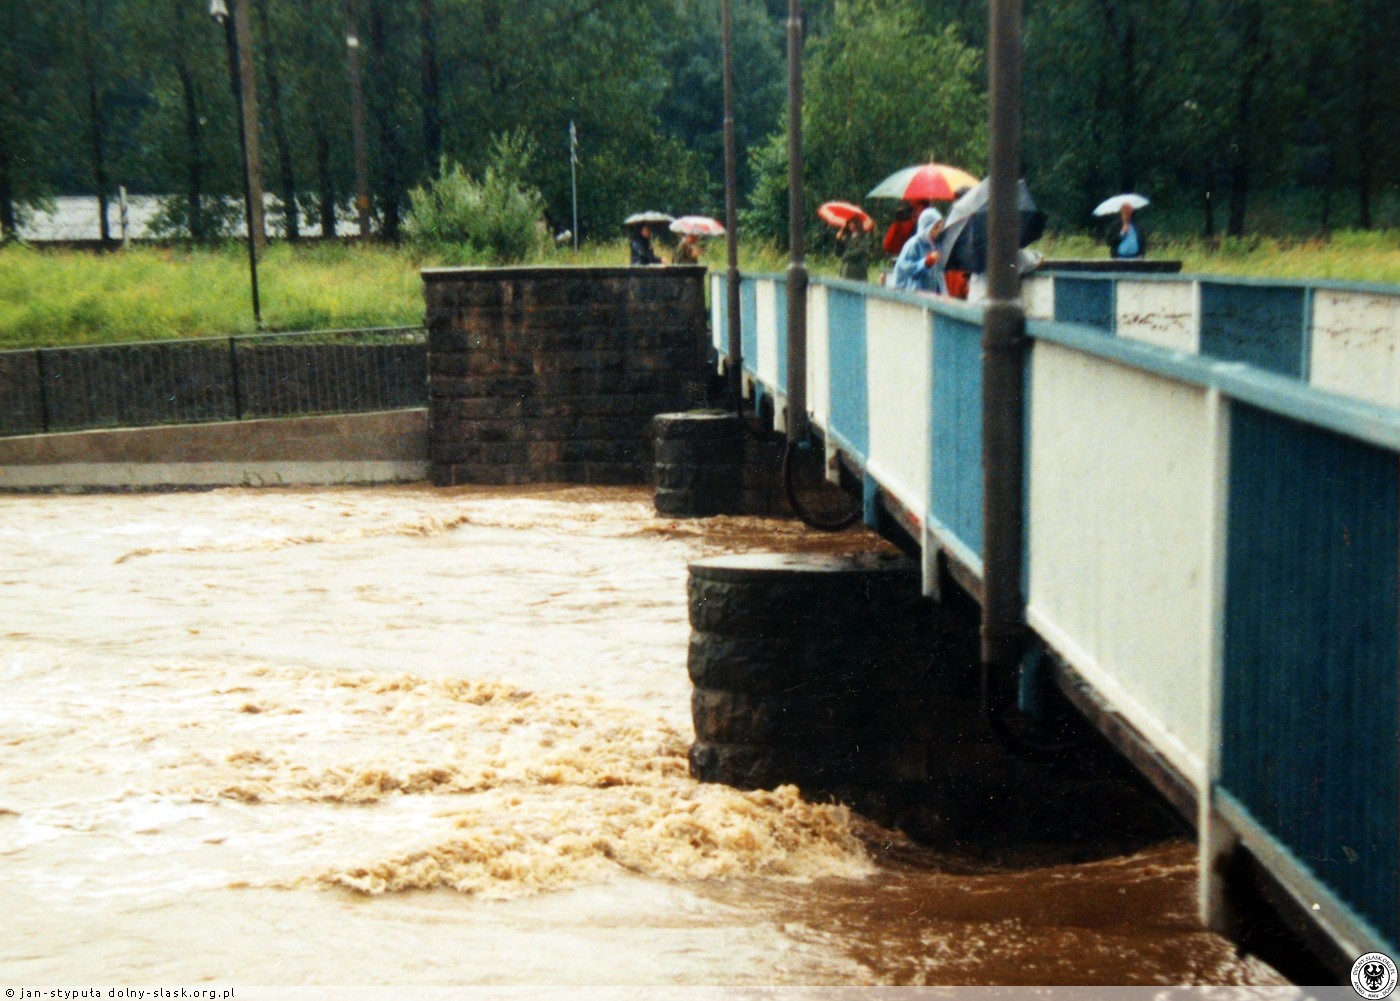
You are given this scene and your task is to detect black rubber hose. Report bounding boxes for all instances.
[782,436,862,532]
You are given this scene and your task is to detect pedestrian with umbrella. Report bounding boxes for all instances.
[1095,194,1149,259]
[892,207,946,294]
[625,211,673,266]
[818,201,874,281]
[935,178,1047,300]
[668,216,725,265]
[868,163,979,259]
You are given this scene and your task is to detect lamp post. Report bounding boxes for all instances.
[344,0,372,243]
[210,0,261,327]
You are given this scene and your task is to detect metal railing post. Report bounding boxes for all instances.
[722,0,743,409]
[785,0,808,442]
[35,348,50,433]
[228,336,243,420]
[981,0,1027,671]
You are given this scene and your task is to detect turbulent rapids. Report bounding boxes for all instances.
[0,484,1284,985]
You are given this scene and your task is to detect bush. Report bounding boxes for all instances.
[405,133,548,263]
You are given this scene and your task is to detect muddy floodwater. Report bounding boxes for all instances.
[0,485,1285,985]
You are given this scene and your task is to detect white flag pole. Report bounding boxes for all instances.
[569,121,579,252]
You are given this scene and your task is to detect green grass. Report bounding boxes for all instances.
[4,229,1400,349]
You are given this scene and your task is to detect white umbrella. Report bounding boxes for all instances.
[1093,193,1150,216]
[624,211,675,226]
[669,215,725,237]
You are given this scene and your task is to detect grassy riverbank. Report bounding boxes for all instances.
[2,231,1398,349]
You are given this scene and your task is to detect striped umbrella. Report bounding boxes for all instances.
[867,163,980,202]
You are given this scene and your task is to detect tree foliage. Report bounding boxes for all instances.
[405,134,548,263]
[744,0,986,245]
[3,0,1399,247]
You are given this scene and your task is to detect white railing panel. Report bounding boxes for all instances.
[1026,341,1217,787]
[1023,275,1055,320]
[756,279,781,390]
[1116,279,1199,353]
[865,297,932,516]
[710,274,725,356]
[808,284,832,430]
[1310,289,1400,409]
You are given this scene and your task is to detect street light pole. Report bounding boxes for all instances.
[344,0,372,243]
[210,0,261,328]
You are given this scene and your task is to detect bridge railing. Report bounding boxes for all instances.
[1026,270,1400,409]
[712,269,1399,960]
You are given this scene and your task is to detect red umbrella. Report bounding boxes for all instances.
[818,201,874,231]
[867,163,979,202]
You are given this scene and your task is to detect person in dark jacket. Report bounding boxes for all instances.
[1107,203,1146,259]
[630,224,663,265]
[835,217,871,281]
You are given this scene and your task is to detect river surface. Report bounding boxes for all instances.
[0,485,1285,985]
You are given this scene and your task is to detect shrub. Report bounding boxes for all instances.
[405,133,548,263]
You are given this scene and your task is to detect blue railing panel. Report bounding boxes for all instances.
[930,312,984,559]
[740,278,759,378]
[826,288,869,457]
[1222,402,1400,947]
[1053,277,1115,333]
[1200,283,1307,377]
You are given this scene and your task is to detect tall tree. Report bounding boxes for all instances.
[419,0,442,175]
[0,3,62,238]
[655,0,785,205]
[743,0,986,246]
[254,0,300,239]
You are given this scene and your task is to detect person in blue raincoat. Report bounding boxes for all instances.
[892,207,945,293]
[1106,203,1146,259]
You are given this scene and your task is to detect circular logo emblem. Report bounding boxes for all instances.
[1353,953,1398,999]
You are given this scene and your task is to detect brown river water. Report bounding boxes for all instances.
[0,484,1286,985]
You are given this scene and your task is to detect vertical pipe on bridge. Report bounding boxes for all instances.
[784,0,808,442]
[722,0,743,411]
[982,0,1028,672]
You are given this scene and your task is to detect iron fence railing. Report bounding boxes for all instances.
[0,326,427,438]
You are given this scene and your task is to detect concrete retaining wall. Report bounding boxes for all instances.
[425,266,710,486]
[0,409,427,490]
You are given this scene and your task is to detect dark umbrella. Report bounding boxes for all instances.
[936,178,1047,274]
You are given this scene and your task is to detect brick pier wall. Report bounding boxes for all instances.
[424,266,710,486]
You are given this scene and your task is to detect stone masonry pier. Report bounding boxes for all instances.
[424,266,709,486]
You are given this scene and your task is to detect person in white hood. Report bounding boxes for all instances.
[892,207,945,294]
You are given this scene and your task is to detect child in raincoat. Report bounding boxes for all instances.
[892,208,945,294]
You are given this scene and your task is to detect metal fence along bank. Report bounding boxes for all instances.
[0,326,426,438]
[713,268,1400,964]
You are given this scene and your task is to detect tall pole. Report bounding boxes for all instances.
[784,0,808,442]
[212,0,261,327]
[569,121,579,251]
[344,0,372,243]
[980,0,1026,673]
[722,0,743,408]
